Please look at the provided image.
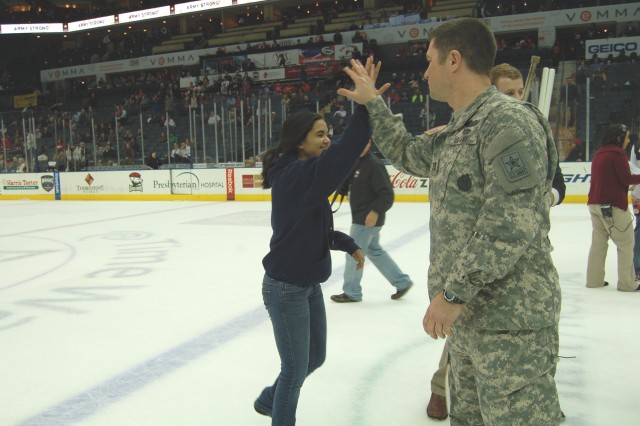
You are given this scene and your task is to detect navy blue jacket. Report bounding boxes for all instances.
[262,105,370,285]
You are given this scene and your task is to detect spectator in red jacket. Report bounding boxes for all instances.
[587,123,640,291]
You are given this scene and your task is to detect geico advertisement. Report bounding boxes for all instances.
[585,36,640,59]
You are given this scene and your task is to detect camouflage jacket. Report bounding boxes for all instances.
[367,86,561,330]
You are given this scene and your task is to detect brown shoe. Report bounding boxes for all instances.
[426,392,448,420]
[391,281,413,300]
[330,293,359,303]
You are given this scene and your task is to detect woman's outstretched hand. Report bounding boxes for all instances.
[337,56,391,105]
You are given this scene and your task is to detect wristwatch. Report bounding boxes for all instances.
[443,289,465,304]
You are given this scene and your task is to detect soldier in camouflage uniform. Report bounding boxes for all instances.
[339,18,562,425]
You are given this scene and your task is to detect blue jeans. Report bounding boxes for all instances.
[342,224,411,301]
[634,214,640,275]
[257,274,327,425]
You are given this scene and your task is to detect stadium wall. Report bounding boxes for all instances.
[0,162,592,203]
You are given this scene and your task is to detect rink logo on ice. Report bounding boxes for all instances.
[128,172,143,192]
[1,232,183,327]
[41,175,54,192]
[2,178,39,190]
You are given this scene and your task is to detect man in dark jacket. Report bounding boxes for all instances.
[331,139,413,303]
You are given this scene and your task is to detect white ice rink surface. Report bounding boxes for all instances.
[1,200,639,426]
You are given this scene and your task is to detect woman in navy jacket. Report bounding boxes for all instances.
[255,60,376,425]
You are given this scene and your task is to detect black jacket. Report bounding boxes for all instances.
[349,153,394,226]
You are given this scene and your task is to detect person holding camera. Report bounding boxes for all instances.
[587,124,640,291]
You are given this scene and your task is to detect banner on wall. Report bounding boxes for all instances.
[168,169,226,195]
[537,27,556,48]
[13,92,38,108]
[585,35,640,59]
[284,63,341,79]
[298,46,336,64]
[0,163,592,202]
[226,168,235,201]
[0,173,55,197]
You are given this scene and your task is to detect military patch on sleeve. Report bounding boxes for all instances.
[486,128,543,193]
[499,151,529,182]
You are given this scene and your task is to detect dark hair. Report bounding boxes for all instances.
[429,17,496,77]
[599,123,628,147]
[261,110,323,189]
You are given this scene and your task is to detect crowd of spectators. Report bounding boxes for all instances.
[1,0,629,91]
[2,0,639,172]
[2,53,637,172]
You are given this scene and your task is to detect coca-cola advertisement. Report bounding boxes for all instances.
[386,166,429,201]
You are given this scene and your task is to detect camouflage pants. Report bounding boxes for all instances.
[447,324,561,426]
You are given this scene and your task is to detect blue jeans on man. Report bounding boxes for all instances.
[256,274,327,425]
[342,224,412,301]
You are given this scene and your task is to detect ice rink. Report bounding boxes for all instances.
[1,200,639,425]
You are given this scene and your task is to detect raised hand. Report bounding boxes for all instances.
[337,56,391,105]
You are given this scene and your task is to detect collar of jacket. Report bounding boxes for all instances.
[440,86,496,135]
[597,144,627,155]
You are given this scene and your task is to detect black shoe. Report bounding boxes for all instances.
[604,281,609,287]
[330,293,358,303]
[254,400,271,417]
[391,282,413,300]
